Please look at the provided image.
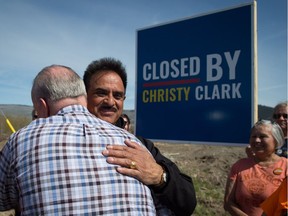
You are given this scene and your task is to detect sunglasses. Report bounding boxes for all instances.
[273,113,288,119]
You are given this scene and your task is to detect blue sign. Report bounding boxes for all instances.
[136,3,256,145]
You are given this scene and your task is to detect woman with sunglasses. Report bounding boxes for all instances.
[224,119,287,216]
[246,101,288,158]
[121,113,131,132]
[273,102,287,158]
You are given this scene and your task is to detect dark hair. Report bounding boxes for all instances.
[115,114,131,129]
[273,101,288,115]
[83,57,127,92]
[32,109,38,120]
[121,113,130,124]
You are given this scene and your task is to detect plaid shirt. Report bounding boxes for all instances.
[0,105,156,215]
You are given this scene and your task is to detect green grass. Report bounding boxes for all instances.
[192,178,230,216]
[175,155,232,216]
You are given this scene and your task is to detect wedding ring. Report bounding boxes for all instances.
[130,161,137,169]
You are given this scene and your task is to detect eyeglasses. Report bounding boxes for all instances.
[273,113,288,119]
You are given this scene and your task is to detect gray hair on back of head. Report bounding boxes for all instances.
[31,64,86,103]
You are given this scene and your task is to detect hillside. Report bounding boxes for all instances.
[0,104,33,118]
[0,104,273,139]
[0,104,273,120]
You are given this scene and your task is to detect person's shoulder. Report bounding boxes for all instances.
[231,157,254,170]
[14,120,36,135]
[228,158,254,178]
[278,156,288,164]
[136,135,146,142]
[234,157,252,164]
[135,136,154,146]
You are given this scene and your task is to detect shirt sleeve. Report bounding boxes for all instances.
[228,158,250,181]
[0,140,18,211]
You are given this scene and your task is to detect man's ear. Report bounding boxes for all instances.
[38,98,50,118]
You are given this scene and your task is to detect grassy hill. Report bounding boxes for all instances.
[0,105,33,140]
[0,104,33,118]
[0,104,273,119]
[0,104,273,141]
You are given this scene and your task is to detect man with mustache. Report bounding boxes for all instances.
[83,57,197,215]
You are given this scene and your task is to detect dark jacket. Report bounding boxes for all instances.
[276,138,287,158]
[137,136,197,216]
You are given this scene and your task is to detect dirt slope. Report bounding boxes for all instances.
[154,142,247,215]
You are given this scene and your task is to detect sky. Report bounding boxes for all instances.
[0,0,286,110]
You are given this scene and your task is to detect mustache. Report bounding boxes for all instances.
[99,104,118,112]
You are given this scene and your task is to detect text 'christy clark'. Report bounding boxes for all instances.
[141,50,242,103]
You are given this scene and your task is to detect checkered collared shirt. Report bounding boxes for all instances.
[0,105,156,215]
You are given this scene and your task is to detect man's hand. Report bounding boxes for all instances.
[102,139,164,186]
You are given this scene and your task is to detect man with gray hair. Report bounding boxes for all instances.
[0,65,156,215]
